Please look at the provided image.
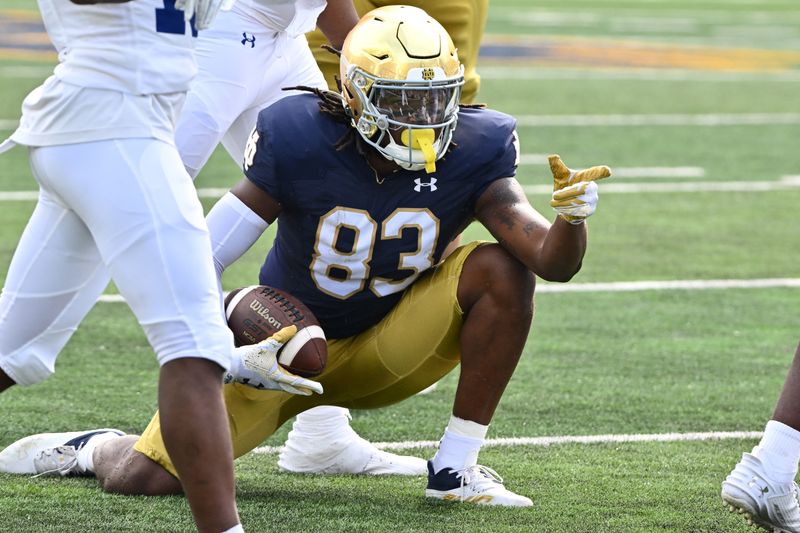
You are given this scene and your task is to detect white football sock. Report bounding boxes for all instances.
[219,524,244,533]
[76,432,123,473]
[431,416,488,473]
[752,420,800,484]
[293,406,352,436]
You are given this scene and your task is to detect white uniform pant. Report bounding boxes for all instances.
[0,139,233,386]
[176,8,328,178]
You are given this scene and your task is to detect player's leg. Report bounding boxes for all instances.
[0,427,182,495]
[0,160,111,393]
[722,340,800,531]
[175,9,278,178]
[219,31,327,166]
[421,0,488,104]
[306,0,377,91]
[128,242,528,497]
[422,242,534,506]
[94,434,183,495]
[33,139,240,532]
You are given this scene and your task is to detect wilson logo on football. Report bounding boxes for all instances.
[249,300,283,329]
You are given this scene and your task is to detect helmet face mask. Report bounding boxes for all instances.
[340,6,465,173]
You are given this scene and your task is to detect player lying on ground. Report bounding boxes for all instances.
[0,6,610,507]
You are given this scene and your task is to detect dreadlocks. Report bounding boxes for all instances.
[283,85,372,157]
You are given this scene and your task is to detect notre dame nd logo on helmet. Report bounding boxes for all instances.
[421,68,435,81]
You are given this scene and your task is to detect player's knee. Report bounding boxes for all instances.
[462,244,535,317]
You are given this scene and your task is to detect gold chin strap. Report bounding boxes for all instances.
[401,129,436,173]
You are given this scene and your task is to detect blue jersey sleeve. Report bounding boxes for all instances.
[472,110,519,205]
[243,109,282,201]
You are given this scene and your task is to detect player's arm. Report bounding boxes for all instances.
[315,0,359,50]
[474,178,585,282]
[205,178,282,279]
[474,156,610,282]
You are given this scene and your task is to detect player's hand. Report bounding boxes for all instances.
[548,154,611,225]
[225,326,324,396]
[175,0,234,31]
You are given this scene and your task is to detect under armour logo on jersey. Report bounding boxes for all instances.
[242,33,256,48]
[414,177,438,192]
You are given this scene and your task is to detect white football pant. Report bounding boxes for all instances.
[176,8,327,178]
[0,139,233,386]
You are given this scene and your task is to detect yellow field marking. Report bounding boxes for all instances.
[481,35,800,72]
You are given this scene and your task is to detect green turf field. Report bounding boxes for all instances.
[1,1,800,531]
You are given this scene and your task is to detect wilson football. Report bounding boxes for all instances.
[224,285,327,377]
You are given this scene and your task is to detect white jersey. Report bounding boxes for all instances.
[232,0,327,37]
[4,0,198,149]
[39,0,196,95]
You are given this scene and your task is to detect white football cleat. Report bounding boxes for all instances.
[721,452,800,533]
[279,430,426,475]
[0,429,124,476]
[426,461,533,507]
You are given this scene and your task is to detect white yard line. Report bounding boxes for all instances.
[251,430,763,454]
[536,278,800,293]
[515,113,800,127]
[519,156,705,178]
[479,67,800,82]
[93,278,800,304]
[523,176,800,194]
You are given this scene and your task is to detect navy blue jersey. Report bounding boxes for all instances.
[245,93,518,339]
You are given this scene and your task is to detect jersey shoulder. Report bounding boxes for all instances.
[449,107,519,177]
[454,107,517,153]
[247,93,349,200]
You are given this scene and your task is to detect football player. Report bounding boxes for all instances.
[722,340,800,531]
[0,6,610,507]
[0,1,244,532]
[288,0,489,473]
[173,0,428,475]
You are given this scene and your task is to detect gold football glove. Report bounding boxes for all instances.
[225,325,324,396]
[548,154,611,224]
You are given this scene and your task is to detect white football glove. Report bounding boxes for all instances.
[224,325,324,396]
[174,0,235,31]
[548,154,611,224]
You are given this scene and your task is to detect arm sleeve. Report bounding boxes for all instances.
[206,192,269,280]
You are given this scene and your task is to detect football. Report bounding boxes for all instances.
[224,285,327,377]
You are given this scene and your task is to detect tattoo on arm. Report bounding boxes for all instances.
[487,179,526,231]
[523,222,536,238]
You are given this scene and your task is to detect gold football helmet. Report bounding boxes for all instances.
[340,5,464,173]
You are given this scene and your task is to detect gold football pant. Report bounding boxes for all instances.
[134,242,485,477]
[307,0,489,104]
